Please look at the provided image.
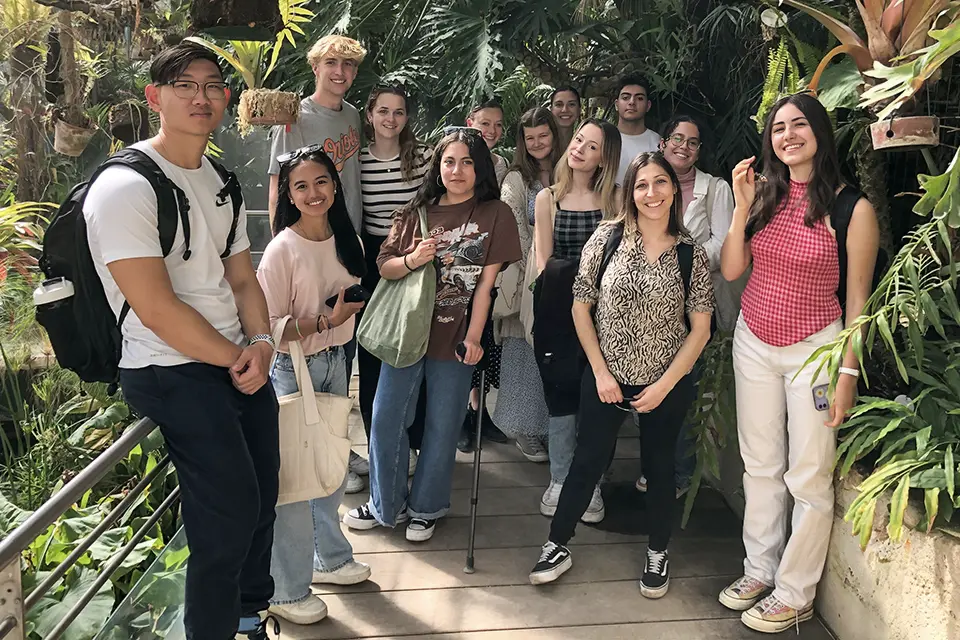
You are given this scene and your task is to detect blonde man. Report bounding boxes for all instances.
[268,34,370,492]
[269,35,366,232]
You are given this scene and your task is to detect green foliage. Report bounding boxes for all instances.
[803,146,960,547]
[682,333,737,527]
[754,39,801,132]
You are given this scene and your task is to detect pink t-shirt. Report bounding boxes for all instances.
[256,228,360,355]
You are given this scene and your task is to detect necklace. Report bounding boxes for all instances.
[295,220,332,242]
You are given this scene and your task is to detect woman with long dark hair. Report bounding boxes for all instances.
[343,129,521,542]
[256,146,369,625]
[493,106,563,461]
[719,94,878,633]
[356,85,432,477]
[529,152,713,597]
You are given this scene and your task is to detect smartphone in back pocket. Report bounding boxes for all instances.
[812,384,830,412]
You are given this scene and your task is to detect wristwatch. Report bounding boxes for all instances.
[249,334,276,350]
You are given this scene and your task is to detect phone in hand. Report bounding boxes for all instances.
[325,284,370,309]
[812,384,830,412]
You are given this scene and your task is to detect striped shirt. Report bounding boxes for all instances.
[360,145,432,236]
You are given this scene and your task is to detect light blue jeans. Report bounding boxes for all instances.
[268,347,354,605]
[549,414,578,483]
[367,357,474,524]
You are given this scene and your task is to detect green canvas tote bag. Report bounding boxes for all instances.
[357,206,436,368]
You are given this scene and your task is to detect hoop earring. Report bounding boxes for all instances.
[437,175,443,188]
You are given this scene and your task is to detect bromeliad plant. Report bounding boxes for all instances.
[804,145,960,547]
[186,0,314,134]
[779,0,959,148]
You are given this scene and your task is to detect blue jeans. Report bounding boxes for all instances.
[548,414,577,483]
[367,357,474,524]
[268,347,354,605]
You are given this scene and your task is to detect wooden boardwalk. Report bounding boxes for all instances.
[276,399,837,640]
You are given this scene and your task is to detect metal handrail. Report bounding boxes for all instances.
[0,417,164,640]
[0,417,157,568]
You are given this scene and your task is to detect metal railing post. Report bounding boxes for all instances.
[0,555,23,640]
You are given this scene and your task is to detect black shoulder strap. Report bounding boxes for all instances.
[677,241,694,301]
[207,156,244,259]
[595,223,624,290]
[97,148,187,259]
[677,241,695,332]
[832,185,862,305]
[93,148,189,329]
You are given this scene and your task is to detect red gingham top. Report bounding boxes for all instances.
[741,180,841,347]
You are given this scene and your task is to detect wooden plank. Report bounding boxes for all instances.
[276,576,783,639]
[314,539,744,595]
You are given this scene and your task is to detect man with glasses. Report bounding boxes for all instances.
[613,73,660,186]
[83,42,280,640]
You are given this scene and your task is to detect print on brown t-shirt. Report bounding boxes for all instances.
[377,197,522,361]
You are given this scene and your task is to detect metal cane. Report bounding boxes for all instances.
[461,288,497,574]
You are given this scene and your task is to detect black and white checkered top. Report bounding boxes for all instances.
[553,202,603,261]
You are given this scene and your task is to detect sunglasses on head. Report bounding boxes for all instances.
[443,125,483,137]
[276,143,324,165]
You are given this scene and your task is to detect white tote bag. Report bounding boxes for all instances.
[272,316,354,506]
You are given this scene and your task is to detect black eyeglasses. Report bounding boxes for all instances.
[160,80,228,101]
[276,143,323,165]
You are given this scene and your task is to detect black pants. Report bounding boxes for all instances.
[549,366,693,551]
[120,363,280,640]
[358,231,426,449]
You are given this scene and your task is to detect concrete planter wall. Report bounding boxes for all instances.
[818,469,960,640]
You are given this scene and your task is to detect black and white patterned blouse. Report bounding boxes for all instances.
[573,223,715,385]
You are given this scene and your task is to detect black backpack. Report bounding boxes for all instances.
[833,185,888,309]
[36,148,243,387]
[596,222,714,335]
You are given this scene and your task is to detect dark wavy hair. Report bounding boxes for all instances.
[509,107,562,187]
[660,114,702,144]
[745,93,843,239]
[614,151,687,239]
[398,129,500,218]
[363,85,426,182]
[273,149,366,278]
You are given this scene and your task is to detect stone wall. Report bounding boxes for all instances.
[817,470,960,640]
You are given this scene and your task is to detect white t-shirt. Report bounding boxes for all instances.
[84,141,250,369]
[616,129,662,186]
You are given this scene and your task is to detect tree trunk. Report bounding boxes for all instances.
[58,11,86,127]
[10,43,47,203]
[855,134,895,256]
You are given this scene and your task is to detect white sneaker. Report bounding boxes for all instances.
[268,595,327,625]
[344,470,364,494]
[312,560,371,585]
[349,451,369,476]
[408,449,418,477]
[405,517,437,542]
[581,485,605,523]
[540,479,562,517]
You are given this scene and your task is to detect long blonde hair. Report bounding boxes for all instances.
[552,118,621,217]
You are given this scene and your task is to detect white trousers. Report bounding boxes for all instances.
[732,313,841,609]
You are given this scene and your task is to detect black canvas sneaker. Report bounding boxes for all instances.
[529,541,573,585]
[640,547,670,599]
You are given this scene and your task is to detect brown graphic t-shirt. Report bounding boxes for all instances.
[378,197,522,361]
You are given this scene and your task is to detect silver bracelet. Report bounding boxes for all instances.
[249,334,275,350]
[838,366,859,378]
